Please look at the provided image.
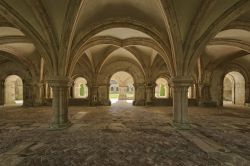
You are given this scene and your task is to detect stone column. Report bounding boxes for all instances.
[134,83,146,106]
[90,85,98,106]
[0,80,4,105]
[171,77,192,129]
[169,84,173,98]
[198,83,217,106]
[190,84,195,99]
[201,84,210,101]
[69,82,74,99]
[23,81,34,106]
[98,84,110,105]
[22,81,44,106]
[202,84,211,101]
[195,83,200,101]
[118,86,127,100]
[35,82,45,106]
[47,77,72,129]
[152,83,156,99]
[45,83,52,99]
[145,83,154,105]
[245,82,250,106]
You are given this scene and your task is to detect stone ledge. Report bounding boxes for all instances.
[245,103,250,107]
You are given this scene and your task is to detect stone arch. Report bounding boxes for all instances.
[0,50,38,78]
[0,6,54,74]
[0,60,40,106]
[152,72,171,83]
[109,71,135,104]
[4,75,23,105]
[71,73,92,87]
[222,63,249,84]
[68,36,172,77]
[210,62,249,106]
[185,1,249,75]
[98,61,145,85]
[95,46,147,76]
[223,71,245,105]
[0,69,31,83]
[67,20,174,77]
[96,60,145,106]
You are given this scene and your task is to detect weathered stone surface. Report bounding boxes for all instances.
[0,103,250,165]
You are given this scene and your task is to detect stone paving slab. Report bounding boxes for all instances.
[0,103,250,165]
[5,142,35,155]
[0,154,24,166]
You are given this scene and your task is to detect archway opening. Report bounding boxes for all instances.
[4,75,23,106]
[155,78,169,98]
[109,71,134,104]
[223,71,245,105]
[73,77,88,98]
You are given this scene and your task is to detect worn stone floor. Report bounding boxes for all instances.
[0,101,250,166]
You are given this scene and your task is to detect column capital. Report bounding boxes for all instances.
[198,82,210,86]
[98,83,110,87]
[133,83,144,87]
[170,76,193,87]
[47,77,72,87]
[145,82,155,87]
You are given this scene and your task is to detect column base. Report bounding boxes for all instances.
[145,101,154,106]
[49,121,72,130]
[133,100,145,106]
[199,100,217,107]
[171,121,191,130]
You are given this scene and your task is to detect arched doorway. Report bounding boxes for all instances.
[155,78,169,98]
[73,77,88,98]
[223,71,245,105]
[4,75,23,106]
[109,71,134,104]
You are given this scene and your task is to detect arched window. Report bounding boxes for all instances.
[155,78,169,98]
[5,75,23,105]
[74,77,88,98]
[79,84,85,96]
[160,84,166,97]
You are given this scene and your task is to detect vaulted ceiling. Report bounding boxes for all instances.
[0,0,249,79]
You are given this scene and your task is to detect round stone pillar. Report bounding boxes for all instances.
[69,82,74,99]
[190,84,196,99]
[47,77,72,129]
[133,83,146,106]
[118,86,127,100]
[97,84,110,105]
[145,83,154,105]
[23,81,34,106]
[171,77,193,129]
[90,85,98,106]
[35,82,45,106]
[169,85,173,98]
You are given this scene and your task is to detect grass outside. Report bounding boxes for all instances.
[109,93,134,99]
[109,93,119,99]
